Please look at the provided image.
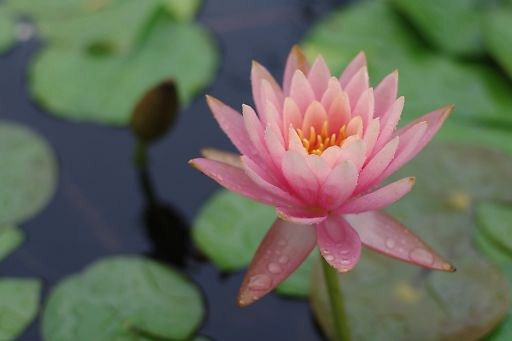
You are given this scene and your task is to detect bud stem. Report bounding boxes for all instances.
[321,255,351,341]
[134,139,148,170]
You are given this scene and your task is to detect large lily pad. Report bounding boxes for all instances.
[0,279,42,340]
[391,0,485,56]
[0,225,24,263]
[310,143,512,340]
[302,1,512,125]
[0,120,58,226]
[483,9,512,82]
[0,9,16,53]
[42,256,204,341]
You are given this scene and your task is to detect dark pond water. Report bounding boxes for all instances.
[0,0,348,339]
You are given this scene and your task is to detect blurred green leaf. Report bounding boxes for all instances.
[311,143,512,340]
[302,1,512,126]
[30,19,218,125]
[483,9,512,81]
[391,0,485,56]
[0,279,41,340]
[42,256,204,341]
[0,226,24,263]
[0,120,58,226]
[0,8,16,53]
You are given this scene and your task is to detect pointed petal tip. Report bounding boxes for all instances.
[409,176,416,185]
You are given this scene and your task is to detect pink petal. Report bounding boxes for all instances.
[321,77,343,110]
[327,92,351,134]
[338,177,415,213]
[352,87,374,129]
[374,70,398,117]
[242,156,302,206]
[306,154,330,184]
[288,127,307,155]
[340,137,366,170]
[378,121,428,181]
[283,97,302,132]
[290,70,316,114]
[238,218,317,307]
[319,160,358,209]
[393,105,453,162]
[189,158,287,207]
[340,51,367,87]
[363,117,380,158]
[345,211,455,271]
[264,126,286,168]
[356,136,399,193]
[344,66,369,108]
[283,45,310,95]
[307,56,331,99]
[373,96,404,153]
[251,61,283,116]
[207,96,257,159]
[345,116,363,138]
[317,215,361,272]
[276,206,327,224]
[264,99,283,134]
[302,101,328,132]
[242,104,275,169]
[201,148,242,168]
[281,150,319,204]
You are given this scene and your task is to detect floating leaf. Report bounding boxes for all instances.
[0,279,42,340]
[302,1,512,125]
[483,9,512,81]
[42,256,204,341]
[0,225,24,263]
[391,0,485,56]
[0,8,16,53]
[30,18,218,125]
[0,120,58,226]
[310,143,512,340]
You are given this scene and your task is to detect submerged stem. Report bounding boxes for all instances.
[321,256,351,341]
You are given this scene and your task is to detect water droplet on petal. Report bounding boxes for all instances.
[278,255,289,264]
[248,274,272,291]
[385,238,396,249]
[267,262,282,274]
[409,248,434,265]
[325,255,335,261]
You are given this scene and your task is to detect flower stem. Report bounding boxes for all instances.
[321,256,351,341]
[134,139,148,170]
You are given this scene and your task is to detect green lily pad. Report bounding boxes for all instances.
[391,0,485,56]
[0,279,42,340]
[42,256,204,341]
[30,17,218,125]
[310,143,512,340]
[483,9,512,81]
[302,1,512,125]
[0,120,58,226]
[0,8,16,53]
[0,226,24,263]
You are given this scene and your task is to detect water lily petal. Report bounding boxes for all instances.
[321,77,343,111]
[201,148,242,168]
[237,218,316,307]
[276,206,327,224]
[290,70,316,114]
[344,66,369,108]
[283,45,310,95]
[327,92,351,134]
[373,96,404,153]
[339,51,367,87]
[302,101,328,133]
[319,160,358,209]
[283,97,302,132]
[338,177,415,213]
[345,211,455,271]
[352,87,374,129]
[374,70,398,117]
[363,117,380,158]
[308,56,331,99]
[281,150,318,204]
[251,61,283,116]
[317,215,361,272]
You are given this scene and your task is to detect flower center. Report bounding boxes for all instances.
[296,120,346,155]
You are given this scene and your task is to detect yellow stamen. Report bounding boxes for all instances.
[296,119,349,155]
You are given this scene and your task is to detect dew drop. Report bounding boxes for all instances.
[409,248,434,265]
[278,255,289,264]
[385,238,396,249]
[324,255,335,261]
[267,262,282,274]
[248,274,272,291]
[278,239,287,247]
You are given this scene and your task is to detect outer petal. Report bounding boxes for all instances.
[340,51,367,87]
[281,151,319,204]
[338,177,416,214]
[237,218,317,307]
[189,158,287,207]
[374,70,398,117]
[345,211,455,271]
[317,215,362,272]
[283,45,310,95]
[319,160,358,210]
[206,96,257,159]
[344,66,369,109]
[276,206,327,224]
[373,96,404,153]
[251,61,283,115]
[308,56,331,99]
[201,148,242,168]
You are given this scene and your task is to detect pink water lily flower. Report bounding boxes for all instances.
[190,45,455,307]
